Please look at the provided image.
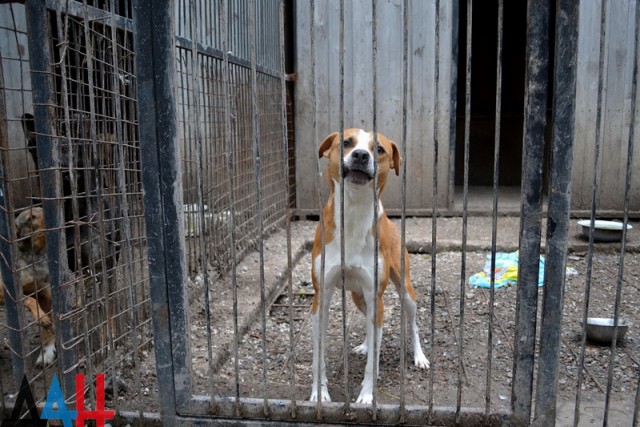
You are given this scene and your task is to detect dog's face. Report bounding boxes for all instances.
[318,128,401,191]
[16,207,46,254]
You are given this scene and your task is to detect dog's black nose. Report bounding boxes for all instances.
[351,149,370,165]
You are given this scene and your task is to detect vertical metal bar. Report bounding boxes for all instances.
[534,0,579,424]
[371,0,380,415]
[133,0,190,419]
[107,0,142,417]
[458,0,472,420]
[429,0,441,417]
[447,0,461,210]
[187,0,218,411]
[0,368,4,415]
[309,0,328,420]
[575,2,608,425]
[80,1,112,407]
[0,57,25,389]
[486,0,504,416]
[338,0,350,411]
[53,7,91,388]
[603,1,639,423]
[278,0,296,418]
[219,0,241,415]
[636,370,640,427]
[25,0,75,396]
[399,0,409,421]
[247,0,269,416]
[512,0,551,423]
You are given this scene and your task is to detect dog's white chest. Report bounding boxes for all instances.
[314,182,385,293]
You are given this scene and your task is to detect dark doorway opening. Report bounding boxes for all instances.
[454,1,528,190]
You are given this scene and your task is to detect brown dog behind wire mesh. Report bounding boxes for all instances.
[0,207,55,367]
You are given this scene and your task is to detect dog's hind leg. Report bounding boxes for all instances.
[391,267,430,370]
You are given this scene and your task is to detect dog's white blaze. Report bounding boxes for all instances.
[344,130,374,176]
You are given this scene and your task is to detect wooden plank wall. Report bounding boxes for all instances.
[573,0,640,212]
[0,4,37,209]
[294,0,456,214]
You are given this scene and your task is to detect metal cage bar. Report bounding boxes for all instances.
[534,0,579,424]
[132,0,187,419]
[511,0,551,423]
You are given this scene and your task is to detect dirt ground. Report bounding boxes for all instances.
[2,217,639,426]
[183,218,640,425]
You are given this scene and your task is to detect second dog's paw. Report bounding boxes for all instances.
[414,353,430,370]
[35,343,56,368]
[38,314,54,330]
[355,392,373,405]
[352,342,368,355]
[310,388,331,402]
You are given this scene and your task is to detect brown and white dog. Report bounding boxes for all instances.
[0,207,55,367]
[310,128,429,404]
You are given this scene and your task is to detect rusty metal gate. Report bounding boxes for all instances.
[0,0,152,420]
[2,0,640,426]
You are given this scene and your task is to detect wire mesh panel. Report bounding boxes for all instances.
[176,0,288,278]
[0,0,153,418]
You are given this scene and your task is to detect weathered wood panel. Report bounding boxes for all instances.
[0,4,38,209]
[294,0,455,213]
[573,0,640,212]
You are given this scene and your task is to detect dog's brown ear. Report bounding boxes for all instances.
[391,141,402,176]
[318,132,338,159]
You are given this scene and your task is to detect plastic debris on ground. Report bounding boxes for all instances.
[469,251,577,289]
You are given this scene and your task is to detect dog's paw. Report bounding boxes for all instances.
[352,342,368,355]
[414,352,430,370]
[35,343,56,367]
[38,314,54,330]
[310,388,331,402]
[355,392,373,405]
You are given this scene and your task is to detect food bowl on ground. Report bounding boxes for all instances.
[585,317,630,344]
[577,220,632,242]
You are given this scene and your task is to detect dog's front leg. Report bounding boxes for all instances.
[310,284,333,402]
[356,294,383,405]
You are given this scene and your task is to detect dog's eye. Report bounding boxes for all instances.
[342,139,351,147]
[377,145,385,154]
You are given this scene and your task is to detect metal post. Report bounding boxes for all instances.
[512,0,551,424]
[603,1,639,424]
[132,0,190,420]
[25,0,76,396]
[534,0,579,425]
[459,0,472,420]
[0,59,24,389]
[486,0,504,416]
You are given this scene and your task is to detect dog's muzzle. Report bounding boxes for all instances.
[343,149,374,185]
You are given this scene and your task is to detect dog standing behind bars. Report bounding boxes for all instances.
[0,207,55,367]
[309,128,430,404]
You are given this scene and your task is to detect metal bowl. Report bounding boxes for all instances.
[577,220,632,242]
[585,317,630,344]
